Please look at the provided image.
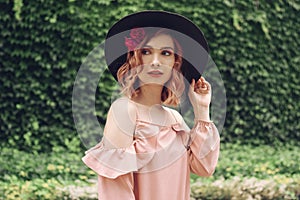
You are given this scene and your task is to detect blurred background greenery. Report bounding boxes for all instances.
[0,0,299,199]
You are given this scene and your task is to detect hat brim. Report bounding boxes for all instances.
[105,10,209,83]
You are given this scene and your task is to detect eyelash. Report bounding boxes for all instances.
[162,50,173,56]
[141,49,150,55]
[141,49,173,56]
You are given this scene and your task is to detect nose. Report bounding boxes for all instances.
[151,54,161,68]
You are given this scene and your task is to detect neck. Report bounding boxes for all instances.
[133,84,163,106]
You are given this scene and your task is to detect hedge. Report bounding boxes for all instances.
[1,0,299,152]
[2,176,299,200]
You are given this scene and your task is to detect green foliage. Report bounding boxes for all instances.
[0,176,97,200]
[1,144,299,199]
[191,176,300,200]
[213,143,300,180]
[189,144,300,184]
[0,147,95,183]
[1,0,299,152]
[0,146,97,199]
[1,177,63,200]
[193,143,300,199]
[0,0,115,152]
[2,176,299,200]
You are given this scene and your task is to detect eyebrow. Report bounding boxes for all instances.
[143,45,174,51]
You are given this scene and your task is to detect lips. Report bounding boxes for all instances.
[147,70,163,76]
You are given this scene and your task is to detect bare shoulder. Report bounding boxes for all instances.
[163,106,184,123]
[110,97,137,122]
[164,106,190,131]
[104,97,137,148]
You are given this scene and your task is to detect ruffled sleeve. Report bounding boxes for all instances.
[81,97,138,199]
[188,120,220,177]
[82,139,137,199]
[82,139,138,179]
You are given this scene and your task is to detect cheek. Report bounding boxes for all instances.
[165,68,173,79]
[141,56,151,64]
[166,56,175,67]
[165,60,174,67]
[137,66,149,78]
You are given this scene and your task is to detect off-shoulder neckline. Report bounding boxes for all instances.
[125,97,163,109]
[119,97,180,127]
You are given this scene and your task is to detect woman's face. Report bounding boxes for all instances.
[137,34,175,86]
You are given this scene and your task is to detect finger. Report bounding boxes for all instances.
[206,81,211,91]
[195,81,201,90]
[200,76,205,82]
[202,82,211,94]
[188,79,196,98]
[203,80,211,89]
[199,80,210,93]
[200,77,209,87]
[200,82,207,90]
[199,77,207,87]
[198,77,204,83]
[189,79,195,91]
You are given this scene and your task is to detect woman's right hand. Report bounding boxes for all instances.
[188,77,212,121]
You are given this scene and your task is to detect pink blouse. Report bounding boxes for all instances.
[82,98,220,200]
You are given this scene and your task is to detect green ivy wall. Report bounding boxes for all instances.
[1,0,299,152]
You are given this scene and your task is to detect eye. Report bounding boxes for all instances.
[161,50,173,56]
[141,48,151,55]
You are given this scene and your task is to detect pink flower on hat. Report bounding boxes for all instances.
[125,28,146,51]
[130,28,146,42]
[125,37,139,51]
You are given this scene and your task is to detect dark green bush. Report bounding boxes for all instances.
[1,0,299,152]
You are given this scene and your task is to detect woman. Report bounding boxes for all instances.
[82,11,220,200]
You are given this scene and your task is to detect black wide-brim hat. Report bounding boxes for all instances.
[105,10,209,83]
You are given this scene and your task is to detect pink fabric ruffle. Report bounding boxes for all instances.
[82,121,189,178]
[82,141,138,179]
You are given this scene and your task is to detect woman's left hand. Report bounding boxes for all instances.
[188,77,212,120]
